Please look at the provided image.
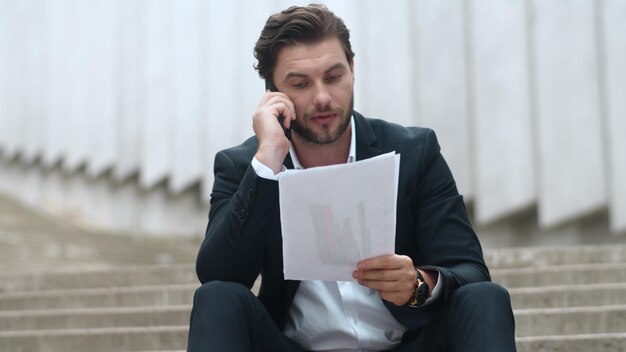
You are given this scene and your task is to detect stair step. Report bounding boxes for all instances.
[515,305,626,337]
[485,244,626,269]
[516,332,626,352]
[491,263,626,288]
[0,305,191,331]
[509,283,626,309]
[0,284,198,311]
[0,264,197,293]
[0,326,188,352]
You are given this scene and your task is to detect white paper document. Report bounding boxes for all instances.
[278,152,400,281]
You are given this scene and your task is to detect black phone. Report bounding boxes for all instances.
[265,79,291,140]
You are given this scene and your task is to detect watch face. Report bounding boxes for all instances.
[417,283,429,304]
[408,281,429,307]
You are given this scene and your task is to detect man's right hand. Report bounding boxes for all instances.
[252,90,296,174]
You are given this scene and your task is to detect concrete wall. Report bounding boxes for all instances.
[0,0,624,240]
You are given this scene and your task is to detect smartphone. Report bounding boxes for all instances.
[265,79,291,140]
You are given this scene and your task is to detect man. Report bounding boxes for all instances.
[188,4,516,351]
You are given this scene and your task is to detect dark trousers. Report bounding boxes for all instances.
[187,281,516,352]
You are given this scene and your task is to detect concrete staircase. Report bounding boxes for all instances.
[0,193,199,352]
[2,248,626,351]
[1,194,626,351]
[0,264,196,351]
[487,245,626,351]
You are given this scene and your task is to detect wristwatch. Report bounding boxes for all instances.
[408,268,430,307]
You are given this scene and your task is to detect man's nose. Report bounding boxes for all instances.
[312,83,332,108]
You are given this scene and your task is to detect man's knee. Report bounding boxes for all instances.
[193,281,254,307]
[452,281,511,304]
[447,281,514,321]
[445,282,516,351]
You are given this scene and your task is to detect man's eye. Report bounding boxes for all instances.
[292,82,308,89]
[326,74,341,82]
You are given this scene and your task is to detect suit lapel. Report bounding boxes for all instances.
[353,111,382,161]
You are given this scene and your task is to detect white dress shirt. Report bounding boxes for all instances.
[251,116,441,351]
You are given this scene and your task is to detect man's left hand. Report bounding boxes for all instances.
[352,255,437,306]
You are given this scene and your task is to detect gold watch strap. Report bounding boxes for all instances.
[408,268,429,307]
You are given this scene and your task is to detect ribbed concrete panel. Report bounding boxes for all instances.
[411,0,473,197]
[603,0,626,233]
[470,0,535,223]
[530,0,606,227]
[9,1,27,158]
[114,0,142,181]
[236,2,272,141]
[0,159,42,209]
[169,0,203,194]
[0,1,20,157]
[84,0,120,177]
[140,0,174,188]
[200,1,242,202]
[16,0,43,163]
[356,0,414,128]
[40,0,72,167]
[1,0,625,237]
[64,1,94,172]
[0,1,9,154]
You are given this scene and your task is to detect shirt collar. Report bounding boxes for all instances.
[289,114,356,170]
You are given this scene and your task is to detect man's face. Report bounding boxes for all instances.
[272,37,354,145]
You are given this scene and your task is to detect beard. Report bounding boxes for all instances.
[291,93,354,145]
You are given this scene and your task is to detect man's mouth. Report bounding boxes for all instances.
[311,113,337,124]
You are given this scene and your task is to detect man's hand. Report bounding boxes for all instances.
[253,90,296,174]
[352,255,437,306]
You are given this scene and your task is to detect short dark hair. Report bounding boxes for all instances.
[254,4,355,86]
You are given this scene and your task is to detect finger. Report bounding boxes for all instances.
[353,268,398,281]
[265,103,295,130]
[357,279,402,292]
[261,91,290,109]
[354,267,415,289]
[275,94,296,123]
[263,95,296,124]
[358,255,412,271]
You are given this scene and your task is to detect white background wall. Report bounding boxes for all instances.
[0,0,624,240]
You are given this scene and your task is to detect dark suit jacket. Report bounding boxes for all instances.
[196,111,490,337]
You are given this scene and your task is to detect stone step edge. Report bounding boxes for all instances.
[491,262,626,275]
[0,263,196,280]
[0,305,192,318]
[0,325,189,338]
[516,332,626,342]
[508,281,626,294]
[485,244,626,265]
[514,304,626,316]
[0,283,200,300]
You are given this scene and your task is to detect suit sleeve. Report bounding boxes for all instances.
[416,130,490,292]
[195,150,280,288]
[386,129,490,330]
